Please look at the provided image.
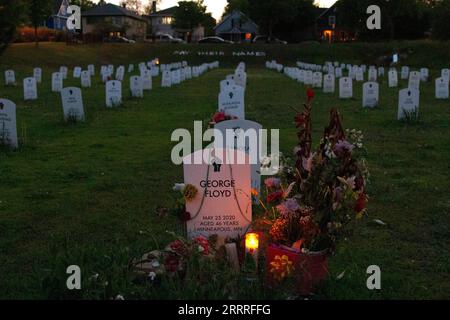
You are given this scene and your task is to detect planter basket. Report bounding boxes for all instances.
[266,244,329,295]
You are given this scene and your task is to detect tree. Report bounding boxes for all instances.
[0,0,26,56]
[433,0,450,39]
[28,0,53,46]
[120,0,144,14]
[70,0,96,11]
[172,0,215,36]
[223,0,249,17]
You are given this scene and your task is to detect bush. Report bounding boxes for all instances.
[433,0,450,40]
[14,26,66,43]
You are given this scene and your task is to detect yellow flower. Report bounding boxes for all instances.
[251,188,259,197]
[183,184,198,202]
[270,255,295,281]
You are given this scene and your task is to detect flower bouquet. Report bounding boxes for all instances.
[254,88,370,294]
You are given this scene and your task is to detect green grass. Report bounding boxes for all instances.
[0,42,449,299]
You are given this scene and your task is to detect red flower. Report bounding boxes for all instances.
[267,191,284,203]
[164,254,180,273]
[194,236,210,255]
[354,193,367,213]
[169,240,188,256]
[213,111,226,123]
[179,211,191,222]
[307,88,315,103]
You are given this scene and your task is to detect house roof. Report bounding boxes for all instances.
[214,10,258,31]
[149,6,177,17]
[82,3,146,21]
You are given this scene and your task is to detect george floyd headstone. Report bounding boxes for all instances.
[435,77,449,99]
[214,120,262,197]
[218,85,245,119]
[105,80,122,107]
[130,76,144,98]
[80,70,91,88]
[141,70,152,90]
[5,70,16,85]
[339,77,353,99]
[183,148,252,239]
[23,77,37,100]
[323,74,335,93]
[52,72,63,92]
[408,71,421,90]
[73,67,82,78]
[0,99,18,149]
[161,71,172,88]
[362,82,379,108]
[388,69,398,88]
[398,88,420,120]
[33,68,42,83]
[61,87,85,122]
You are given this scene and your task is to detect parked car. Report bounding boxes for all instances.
[154,33,185,44]
[253,35,287,44]
[198,36,233,44]
[104,36,136,44]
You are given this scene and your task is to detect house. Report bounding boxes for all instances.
[45,0,71,30]
[315,2,356,43]
[81,3,147,41]
[147,2,177,37]
[214,10,259,43]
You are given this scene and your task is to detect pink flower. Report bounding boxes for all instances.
[334,140,354,156]
[265,178,281,189]
[302,154,314,172]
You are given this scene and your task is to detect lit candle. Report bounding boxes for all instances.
[245,233,259,268]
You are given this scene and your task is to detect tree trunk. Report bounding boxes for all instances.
[34,25,39,47]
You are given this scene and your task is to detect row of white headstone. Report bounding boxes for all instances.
[218,62,246,120]
[0,60,220,149]
[267,60,448,120]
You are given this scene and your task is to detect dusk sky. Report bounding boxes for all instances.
[95,0,337,20]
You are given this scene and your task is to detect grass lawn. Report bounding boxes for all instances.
[0,42,449,299]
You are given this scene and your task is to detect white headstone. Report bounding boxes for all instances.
[73,67,82,78]
[362,82,379,108]
[60,66,68,79]
[218,86,245,119]
[214,120,262,197]
[312,72,323,88]
[172,70,181,85]
[80,70,91,88]
[388,70,398,88]
[368,68,377,82]
[130,76,144,98]
[339,77,353,99]
[128,64,134,73]
[141,70,152,90]
[105,80,122,107]
[33,68,42,83]
[52,72,63,92]
[23,77,37,100]
[0,99,18,149]
[420,68,429,82]
[398,88,420,120]
[88,64,95,76]
[5,70,15,85]
[61,87,85,122]
[323,74,335,93]
[408,71,421,90]
[220,79,235,92]
[401,66,410,80]
[183,148,252,239]
[441,69,450,82]
[116,66,125,82]
[234,71,247,88]
[378,67,385,77]
[161,71,172,88]
[435,77,449,99]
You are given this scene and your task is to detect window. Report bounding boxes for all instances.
[162,17,172,25]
